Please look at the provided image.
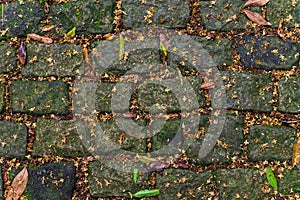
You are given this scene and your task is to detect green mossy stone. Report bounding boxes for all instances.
[280,168,300,194]
[49,0,114,37]
[0,83,5,113]
[278,76,300,113]
[200,0,260,31]
[32,119,90,157]
[219,71,273,112]
[0,121,27,158]
[10,80,70,115]
[88,161,150,198]
[122,0,190,29]
[21,43,83,77]
[0,42,16,73]
[267,0,300,28]
[0,166,2,199]
[247,125,297,162]
[237,36,299,70]
[215,168,272,199]
[187,114,244,165]
[0,0,45,39]
[156,169,214,200]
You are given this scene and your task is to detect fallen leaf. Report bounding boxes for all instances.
[17,40,26,66]
[242,10,271,26]
[244,0,269,7]
[66,27,76,38]
[6,167,28,200]
[133,189,160,198]
[200,82,216,89]
[82,47,89,63]
[27,33,53,44]
[265,167,278,190]
[147,160,170,171]
[42,25,55,32]
[292,137,300,169]
[277,19,285,38]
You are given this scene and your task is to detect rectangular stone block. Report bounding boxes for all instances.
[137,76,205,113]
[0,1,45,39]
[200,1,260,31]
[0,42,16,73]
[122,0,190,29]
[267,0,300,28]
[219,71,273,112]
[10,80,70,115]
[88,161,150,198]
[156,169,214,199]
[215,168,272,199]
[32,119,90,157]
[21,43,83,77]
[49,0,114,37]
[237,36,299,70]
[278,76,300,113]
[187,114,244,165]
[247,125,297,162]
[0,121,27,158]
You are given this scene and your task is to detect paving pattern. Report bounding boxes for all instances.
[0,0,299,199]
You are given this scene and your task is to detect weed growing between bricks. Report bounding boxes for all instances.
[0,0,298,199]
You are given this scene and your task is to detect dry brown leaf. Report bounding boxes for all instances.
[6,167,28,200]
[244,0,269,7]
[292,137,300,169]
[27,33,53,44]
[42,25,55,32]
[82,47,89,63]
[200,82,216,89]
[17,40,26,66]
[242,10,271,26]
[277,19,285,38]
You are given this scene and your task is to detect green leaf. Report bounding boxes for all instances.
[66,27,76,38]
[265,167,278,190]
[133,168,138,184]
[133,189,160,198]
[119,34,125,61]
[160,42,167,56]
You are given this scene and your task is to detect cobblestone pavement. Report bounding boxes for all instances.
[0,0,299,199]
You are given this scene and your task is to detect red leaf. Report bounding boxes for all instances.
[6,167,28,200]
[17,40,26,66]
[242,10,271,26]
[277,19,285,38]
[244,0,269,7]
[200,82,216,89]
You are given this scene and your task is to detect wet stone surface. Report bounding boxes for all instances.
[219,71,273,112]
[215,168,272,199]
[156,169,214,200]
[32,119,90,157]
[12,163,76,200]
[187,114,244,165]
[200,0,259,31]
[267,0,300,28]
[0,121,27,159]
[247,125,297,162]
[122,0,190,29]
[0,0,45,39]
[237,36,299,70]
[49,0,114,37]
[10,80,70,115]
[88,161,150,198]
[278,76,300,113]
[0,42,16,73]
[21,43,83,77]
